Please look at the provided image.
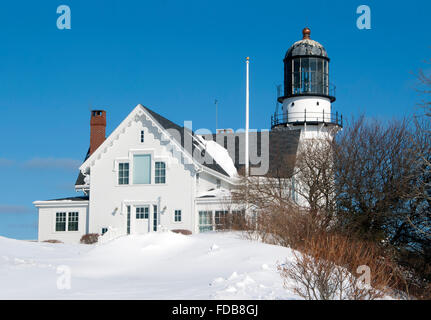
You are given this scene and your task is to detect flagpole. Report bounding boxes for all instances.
[245,57,250,177]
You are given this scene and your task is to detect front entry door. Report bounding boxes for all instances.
[136,206,149,233]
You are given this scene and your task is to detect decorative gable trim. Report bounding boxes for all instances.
[80,104,198,174]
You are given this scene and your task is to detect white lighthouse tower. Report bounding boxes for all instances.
[271,28,342,139]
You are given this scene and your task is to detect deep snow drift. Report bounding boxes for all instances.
[0,232,300,299]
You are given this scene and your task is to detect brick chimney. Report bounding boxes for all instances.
[90,110,106,155]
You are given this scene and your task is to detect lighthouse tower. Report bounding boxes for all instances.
[271,28,342,139]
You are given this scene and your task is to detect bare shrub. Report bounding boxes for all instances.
[171,229,192,235]
[215,211,249,232]
[278,232,400,300]
[43,239,63,244]
[80,233,99,244]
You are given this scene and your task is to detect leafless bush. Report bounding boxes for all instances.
[80,233,99,244]
[43,239,63,244]
[278,233,400,300]
[171,229,192,235]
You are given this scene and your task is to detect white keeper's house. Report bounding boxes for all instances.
[34,28,342,243]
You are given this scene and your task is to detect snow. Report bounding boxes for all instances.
[197,187,231,198]
[195,136,238,178]
[0,232,300,299]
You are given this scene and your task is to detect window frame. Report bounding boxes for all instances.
[174,209,182,222]
[155,161,166,184]
[55,212,66,232]
[136,206,149,219]
[133,154,152,185]
[199,210,213,232]
[67,212,79,231]
[215,210,228,229]
[118,162,130,185]
[55,212,79,232]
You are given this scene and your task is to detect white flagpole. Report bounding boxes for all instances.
[245,57,250,177]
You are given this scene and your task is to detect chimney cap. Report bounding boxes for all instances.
[91,110,106,116]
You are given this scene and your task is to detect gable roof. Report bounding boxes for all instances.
[203,128,300,178]
[143,106,230,176]
[75,105,301,187]
[75,148,90,187]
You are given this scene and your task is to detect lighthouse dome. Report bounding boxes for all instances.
[285,28,328,58]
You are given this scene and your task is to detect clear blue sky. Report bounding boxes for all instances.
[0,0,429,240]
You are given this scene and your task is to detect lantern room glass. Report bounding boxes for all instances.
[287,57,329,96]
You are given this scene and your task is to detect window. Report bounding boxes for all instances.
[118,162,129,185]
[174,210,182,222]
[140,130,145,143]
[215,210,228,229]
[133,154,151,184]
[291,177,298,203]
[127,206,131,234]
[153,205,158,231]
[196,173,200,184]
[216,179,221,189]
[68,212,79,231]
[102,227,108,235]
[136,206,149,219]
[56,212,66,231]
[155,162,166,184]
[199,211,213,232]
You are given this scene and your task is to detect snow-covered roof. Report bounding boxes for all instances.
[194,135,238,178]
[197,188,231,198]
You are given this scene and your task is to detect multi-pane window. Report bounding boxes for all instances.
[136,206,149,219]
[290,57,329,96]
[68,212,79,231]
[127,206,131,234]
[140,130,145,143]
[56,212,78,232]
[118,162,129,185]
[215,210,228,229]
[56,212,66,231]
[199,211,213,233]
[291,177,297,203]
[174,210,182,222]
[155,162,166,184]
[153,205,158,231]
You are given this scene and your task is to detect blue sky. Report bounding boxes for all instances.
[0,0,429,240]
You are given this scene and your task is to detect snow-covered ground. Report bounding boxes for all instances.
[0,232,300,300]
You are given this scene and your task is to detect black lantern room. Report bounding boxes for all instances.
[278,28,335,103]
